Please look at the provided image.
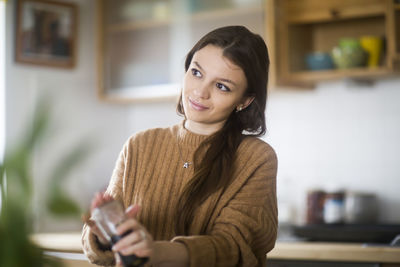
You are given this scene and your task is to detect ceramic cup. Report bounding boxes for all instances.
[360,36,383,67]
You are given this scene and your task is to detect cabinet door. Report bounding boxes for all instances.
[387,0,400,70]
[97,0,266,102]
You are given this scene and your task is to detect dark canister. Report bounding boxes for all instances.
[306,190,326,224]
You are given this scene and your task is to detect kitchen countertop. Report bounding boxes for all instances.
[268,241,400,263]
[31,232,400,264]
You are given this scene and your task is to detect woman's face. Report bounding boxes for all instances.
[182,45,253,135]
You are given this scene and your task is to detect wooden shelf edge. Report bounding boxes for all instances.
[98,94,178,104]
[286,6,386,25]
[107,6,262,33]
[191,5,261,22]
[97,83,181,104]
[107,18,171,32]
[288,67,392,82]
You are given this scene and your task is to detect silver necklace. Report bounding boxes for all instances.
[176,135,192,169]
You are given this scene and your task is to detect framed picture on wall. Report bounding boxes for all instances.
[15,0,78,68]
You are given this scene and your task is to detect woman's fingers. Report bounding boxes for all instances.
[111,219,153,258]
[112,230,143,252]
[90,191,114,211]
[119,239,152,257]
[90,192,102,210]
[125,204,141,218]
[82,213,109,244]
[115,218,140,236]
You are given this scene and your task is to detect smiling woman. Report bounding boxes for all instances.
[82,26,277,267]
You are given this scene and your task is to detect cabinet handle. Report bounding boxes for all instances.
[330,9,340,18]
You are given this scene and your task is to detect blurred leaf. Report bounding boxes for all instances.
[46,138,94,218]
[49,139,93,187]
[23,97,51,151]
[0,95,93,266]
[47,190,81,217]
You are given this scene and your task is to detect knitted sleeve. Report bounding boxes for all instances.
[81,137,132,266]
[172,144,278,267]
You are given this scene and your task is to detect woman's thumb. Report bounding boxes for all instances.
[125,204,141,218]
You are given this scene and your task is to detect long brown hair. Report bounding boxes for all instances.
[175,26,270,235]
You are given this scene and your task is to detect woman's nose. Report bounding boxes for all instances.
[193,82,210,99]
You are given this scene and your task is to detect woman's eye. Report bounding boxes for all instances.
[191,68,202,77]
[216,83,231,92]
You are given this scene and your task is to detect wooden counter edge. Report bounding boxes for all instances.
[31,232,84,253]
[268,241,400,263]
[31,233,400,264]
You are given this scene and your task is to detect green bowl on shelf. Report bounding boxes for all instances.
[331,38,368,69]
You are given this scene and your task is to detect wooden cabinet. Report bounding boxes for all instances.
[96,0,266,103]
[266,0,400,87]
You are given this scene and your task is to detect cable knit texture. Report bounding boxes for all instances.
[82,122,278,267]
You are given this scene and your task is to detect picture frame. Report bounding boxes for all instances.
[15,0,78,68]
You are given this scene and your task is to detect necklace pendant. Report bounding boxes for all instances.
[183,162,190,168]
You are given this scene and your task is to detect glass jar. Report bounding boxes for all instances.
[323,191,345,224]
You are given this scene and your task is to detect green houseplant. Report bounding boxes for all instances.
[0,97,92,266]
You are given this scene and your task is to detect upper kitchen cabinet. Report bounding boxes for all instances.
[97,0,266,103]
[266,0,400,87]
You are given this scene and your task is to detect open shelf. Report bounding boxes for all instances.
[267,0,400,88]
[287,16,386,73]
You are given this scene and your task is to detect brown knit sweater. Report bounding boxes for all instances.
[82,122,278,267]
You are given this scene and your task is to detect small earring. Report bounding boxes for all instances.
[236,106,243,112]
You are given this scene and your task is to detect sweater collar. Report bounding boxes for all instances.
[175,120,210,148]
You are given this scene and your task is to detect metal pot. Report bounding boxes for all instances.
[344,192,378,224]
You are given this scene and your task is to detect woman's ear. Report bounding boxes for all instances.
[241,96,255,110]
[236,96,255,112]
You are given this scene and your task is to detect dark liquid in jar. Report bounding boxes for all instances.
[111,230,149,267]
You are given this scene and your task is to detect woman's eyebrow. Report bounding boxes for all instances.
[193,61,237,86]
[219,78,237,86]
[193,61,204,72]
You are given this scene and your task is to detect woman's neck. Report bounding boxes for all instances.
[184,120,225,136]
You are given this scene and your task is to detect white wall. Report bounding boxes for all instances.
[5,0,400,232]
[265,80,400,224]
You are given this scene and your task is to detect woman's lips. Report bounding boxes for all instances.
[189,98,209,111]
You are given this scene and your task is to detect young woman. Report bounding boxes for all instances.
[82,25,277,267]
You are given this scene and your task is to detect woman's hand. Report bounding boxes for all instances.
[82,191,114,245]
[112,206,154,260]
